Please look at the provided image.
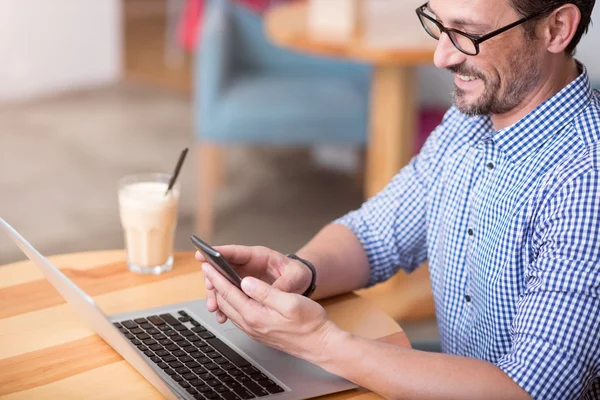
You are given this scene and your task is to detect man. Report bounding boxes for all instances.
[197,0,600,398]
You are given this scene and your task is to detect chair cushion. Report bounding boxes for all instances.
[201,74,369,145]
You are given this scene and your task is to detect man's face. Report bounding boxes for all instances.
[429,0,544,116]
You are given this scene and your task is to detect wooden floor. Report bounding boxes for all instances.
[123,0,193,93]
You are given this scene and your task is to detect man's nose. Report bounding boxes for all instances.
[433,33,467,70]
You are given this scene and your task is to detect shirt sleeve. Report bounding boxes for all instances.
[496,163,600,399]
[333,108,455,287]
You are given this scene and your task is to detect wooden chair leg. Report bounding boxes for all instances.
[195,143,223,242]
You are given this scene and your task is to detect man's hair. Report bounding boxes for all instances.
[509,0,596,55]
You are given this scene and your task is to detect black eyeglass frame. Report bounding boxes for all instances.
[415,2,547,55]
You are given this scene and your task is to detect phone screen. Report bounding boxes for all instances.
[190,235,243,288]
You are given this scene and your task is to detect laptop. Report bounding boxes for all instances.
[0,217,356,400]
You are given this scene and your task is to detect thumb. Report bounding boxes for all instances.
[241,277,287,312]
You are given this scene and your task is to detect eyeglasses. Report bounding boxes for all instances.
[415,3,546,56]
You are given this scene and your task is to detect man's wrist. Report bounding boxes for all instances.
[286,253,316,297]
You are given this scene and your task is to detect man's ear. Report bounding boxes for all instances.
[541,4,581,54]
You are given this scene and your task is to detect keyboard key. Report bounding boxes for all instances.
[238,376,250,383]
[222,363,236,370]
[131,328,144,334]
[158,324,172,331]
[150,344,163,351]
[156,349,169,357]
[160,313,181,326]
[190,379,205,387]
[169,361,184,369]
[173,375,183,382]
[144,350,154,357]
[181,330,195,337]
[183,373,197,380]
[250,373,268,382]
[206,352,221,359]
[198,372,212,380]
[206,338,250,368]
[134,318,147,324]
[143,339,157,346]
[229,369,243,376]
[241,366,259,375]
[124,333,135,340]
[187,388,199,395]
[244,381,269,397]
[256,379,274,388]
[179,316,192,322]
[190,351,203,358]
[136,333,150,340]
[137,345,147,352]
[194,395,206,400]
[214,357,229,365]
[215,385,229,393]
[164,355,177,363]
[212,369,226,377]
[204,391,220,399]
[178,355,192,362]
[141,323,154,330]
[166,344,179,351]
[113,322,122,328]
[153,334,166,341]
[186,361,201,368]
[198,385,212,393]
[188,335,203,342]
[191,320,201,326]
[122,320,138,329]
[157,362,169,369]
[165,368,176,376]
[172,335,185,342]
[118,327,128,334]
[206,379,221,387]
[192,326,207,333]
[227,381,242,389]
[196,357,211,364]
[159,339,172,346]
[221,391,242,400]
[220,375,233,382]
[199,331,215,339]
[205,363,220,370]
[232,387,255,399]
[131,339,141,346]
[148,315,167,325]
[151,356,160,363]
[165,330,178,337]
[192,366,207,375]
[176,367,190,375]
[265,385,284,394]
[174,324,187,332]
[146,328,160,335]
[178,310,189,317]
[180,381,191,388]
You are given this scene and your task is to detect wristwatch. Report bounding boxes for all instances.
[286,254,317,298]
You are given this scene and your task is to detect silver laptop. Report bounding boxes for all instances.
[0,217,356,400]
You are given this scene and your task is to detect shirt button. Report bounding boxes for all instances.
[465,295,472,302]
[486,162,495,170]
[468,228,474,236]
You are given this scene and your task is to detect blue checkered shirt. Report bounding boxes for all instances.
[336,65,600,399]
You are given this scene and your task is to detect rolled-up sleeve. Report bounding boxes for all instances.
[496,166,600,399]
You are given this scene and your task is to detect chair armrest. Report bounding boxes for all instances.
[195,0,234,131]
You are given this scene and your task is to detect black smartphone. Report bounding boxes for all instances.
[191,235,243,289]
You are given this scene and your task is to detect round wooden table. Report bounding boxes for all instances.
[0,250,409,399]
[265,1,436,198]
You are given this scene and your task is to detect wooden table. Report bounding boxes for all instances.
[0,251,409,399]
[265,1,436,198]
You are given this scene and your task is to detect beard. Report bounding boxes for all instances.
[449,46,542,116]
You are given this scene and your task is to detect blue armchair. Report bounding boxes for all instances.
[194,0,371,238]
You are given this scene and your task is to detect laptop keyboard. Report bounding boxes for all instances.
[114,310,284,399]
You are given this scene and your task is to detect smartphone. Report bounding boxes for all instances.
[191,235,243,289]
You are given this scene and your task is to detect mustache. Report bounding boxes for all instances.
[447,64,486,81]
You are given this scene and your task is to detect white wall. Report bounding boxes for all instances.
[0,0,122,103]
[418,4,600,107]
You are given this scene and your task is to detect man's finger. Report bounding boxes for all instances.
[215,291,246,329]
[241,277,294,315]
[203,263,255,313]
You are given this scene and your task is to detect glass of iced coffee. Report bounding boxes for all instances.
[118,173,180,274]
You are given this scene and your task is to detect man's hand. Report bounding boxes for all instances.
[201,262,339,362]
[195,245,312,323]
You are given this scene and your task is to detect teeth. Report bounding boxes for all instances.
[457,75,477,82]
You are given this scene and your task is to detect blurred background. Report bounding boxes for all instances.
[1,0,599,347]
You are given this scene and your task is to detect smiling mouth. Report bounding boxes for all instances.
[456,74,479,82]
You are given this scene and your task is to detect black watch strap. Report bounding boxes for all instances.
[286,254,316,298]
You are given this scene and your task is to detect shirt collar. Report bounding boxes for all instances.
[489,63,593,164]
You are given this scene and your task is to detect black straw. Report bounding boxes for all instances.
[165,147,189,196]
